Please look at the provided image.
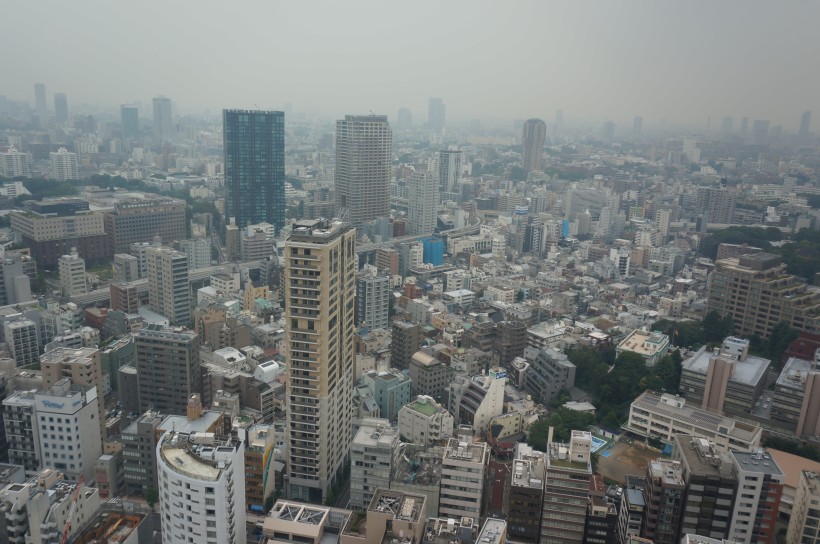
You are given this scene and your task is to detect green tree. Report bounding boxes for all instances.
[145,486,158,509]
[702,311,734,343]
[527,419,550,452]
[766,322,799,364]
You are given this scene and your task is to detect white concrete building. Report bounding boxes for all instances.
[728,450,784,544]
[787,471,820,544]
[178,237,211,270]
[407,171,438,237]
[157,431,246,544]
[438,437,489,522]
[1,146,31,178]
[35,378,102,483]
[350,418,399,511]
[49,147,79,181]
[398,395,454,444]
[58,248,87,297]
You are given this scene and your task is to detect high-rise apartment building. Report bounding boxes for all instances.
[407,171,438,236]
[3,317,39,367]
[121,104,140,139]
[41,346,106,440]
[727,450,783,544]
[58,247,86,297]
[438,148,462,195]
[285,219,356,503]
[391,321,422,371]
[335,115,392,228]
[2,389,40,474]
[706,253,820,339]
[695,186,735,225]
[153,95,174,143]
[223,109,286,232]
[146,246,190,325]
[54,93,68,125]
[428,97,446,130]
[542,429,592,544]
[355,270,390,331]
[521,118,546,172]
[34,83,48,128]
[157,431,245,544]
[1,146,31,178]
[49,147,79,181]
[134,325,201,414]
[786,470,820,544]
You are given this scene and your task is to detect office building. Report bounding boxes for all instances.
[134,325,201,414]
[787,471,820,544]
[438,148,462,195]
[157,431,245,544]
[409,350,451,402]
[245,424,275,513]
[0,251,33,306]
[541,429,592,544]
[497,320,527,367]
[178,237,211,270]
[706,253,820,339]
[335,115,392,228]
[626,391,762,452]
[728,450,783,544]
[391,321,422,371]
[34,83,47,127]
[439,437,489,522]
[240,223,277,260]
[407,171,438,236]
[525,347,576,406]
[449,370,506,435]
[120,411,163,495]
[49,147,78,181]
[41,346,106,440]
[350,418,399,511]
[359,369,412,421]
[398,395,454,445]
[110,282,142,314]
[113,253,139,282]
[642,459,684,544]
[104,195,187,254]
[285,219,357,503]
[152,95,173,143]
[355,270,390,331]
[679,337,770,418]
[57,247,86,297]
[428,97,446,130]
[223,109,286,232]
[146,246,190,325]
[54,93,68,125]
[521,118,546,172]
[673,435,737,540]
[1,146,31,178]
[35,378,102,482]
[508,443,545,543]
[617,477,648,544]
[121,104,140,139]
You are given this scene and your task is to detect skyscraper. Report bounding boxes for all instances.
[799,111,811,139]
[146,246,190,326]
[428,97,446,130]
[121,104,139,139]
[407,171,438,236]
[152,95,173,143]
[135,324,201,414]
[34,83,47,128]
[438,148,462,195]
[752,119,770,145]
[223,109,286,232]
[334,115,392,228]
[285,219,356,503]
[54,93,68,125]
[397,107,412,129]
[632,116,643,137]
[740,116,749,135]
[521,118,546,172]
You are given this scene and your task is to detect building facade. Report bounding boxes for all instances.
[146,246,190,325]
[522,119,547,172]
[134,325,201,414]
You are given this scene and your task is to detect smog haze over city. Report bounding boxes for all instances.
[2,0,819,128]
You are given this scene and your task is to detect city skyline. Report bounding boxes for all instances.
[2,1,819,128]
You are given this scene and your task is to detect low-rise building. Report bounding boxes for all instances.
[438,437,489,522]
[398,396,454,444]
[525,347,576,406]
[616,329,670,366]
[350,419,399,511]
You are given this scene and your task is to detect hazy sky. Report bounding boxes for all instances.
[2,0,818,129]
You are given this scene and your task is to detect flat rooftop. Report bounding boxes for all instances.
[368,489,425,523]
[159,411,222,435]
[407,397,440,417]
[683,345,770,387]
[647,459,685,487]
[444,438,488,464]
[160,444,221,481]
[617,329,669,356]
[731,450,783,476]
[776,357,817,389]
[511,443,545,490]
[476,519,506,544]
[674,436,733,476]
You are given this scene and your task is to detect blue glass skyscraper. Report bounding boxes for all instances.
[223,109,285,232]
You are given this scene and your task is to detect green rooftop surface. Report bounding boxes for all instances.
[409,400,438,416]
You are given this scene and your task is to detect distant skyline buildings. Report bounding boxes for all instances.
[521,118,546,172]
[223,109,286,232]
[152,95,173,143]
[799,110,811,138]
[428,97,446,130]
[121,104,140,139]
[33,83,47,128]
[54,92,68,125]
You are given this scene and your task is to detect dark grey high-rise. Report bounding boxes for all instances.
[34,83,48,128]
[121,104,139,139]
[54,93,68,125]
[799,111,811,139]
[223,109,286,232]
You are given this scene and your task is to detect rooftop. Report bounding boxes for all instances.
[683,344,770,387]
[674,436,733,477]
[776,357,818,389]
[511,443,545,490]
[159,432,240,482]
[476,519,506,544]
[444,438,488,465]
[406,396,442,417]
[647,459,685,487]
[731,450,783,476]
[617,329,669,357]
[368,489,425,523]
[159,410,222,435]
